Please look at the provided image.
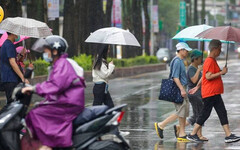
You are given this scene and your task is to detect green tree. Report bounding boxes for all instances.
[122,0,143,58]
[0,0,22,18]
[194,0,198,25]
[201,0,206,24]
[26,0,47,59]
[143,0,150,55]
[63,0,76,57]
[158,0,180,37]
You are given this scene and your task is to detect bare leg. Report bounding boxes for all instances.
[197,127,208,140]
[222,124,231,137]
[178,117,186,137]
[158,114,178,129]
[190,123,201,135]
[177,120,190,127]
[197,127,202,137]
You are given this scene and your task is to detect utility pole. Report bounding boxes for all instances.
[150,0,154,56]
[194,0,198,25]
[201,0,205,24]
[213,0,217,26]
[225,0,229,24]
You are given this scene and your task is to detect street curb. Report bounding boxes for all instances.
[29,63,167,84]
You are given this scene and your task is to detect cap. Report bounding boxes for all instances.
[191,49,202,58]
[176,42,192,51]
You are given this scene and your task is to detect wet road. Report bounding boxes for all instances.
[1,59,240,149]
[85,59,240,150]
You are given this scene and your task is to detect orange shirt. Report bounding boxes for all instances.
[201,57,224,98]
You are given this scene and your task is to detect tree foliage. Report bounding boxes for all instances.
[158,0,180,37]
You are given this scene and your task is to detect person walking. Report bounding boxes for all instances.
[174,50,208,141]
[155,42,192,141]
[187,39,240,143]
[0,32,29,104]
[92,44,115,108]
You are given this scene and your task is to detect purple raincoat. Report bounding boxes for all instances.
[25,54,85,147]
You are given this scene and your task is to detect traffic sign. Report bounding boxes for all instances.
[180,1,186,27]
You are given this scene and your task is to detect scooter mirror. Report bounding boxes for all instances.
[24,67,34,79]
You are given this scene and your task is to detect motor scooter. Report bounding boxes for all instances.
[0,68,130,150]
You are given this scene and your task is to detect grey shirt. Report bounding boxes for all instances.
[170,56,187,86]
[187,65,202,89]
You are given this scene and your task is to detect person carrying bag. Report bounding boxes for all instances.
[154,42,192,142]
[159,57,183,103]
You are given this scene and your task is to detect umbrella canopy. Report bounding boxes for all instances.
[172,24,213,41]
[196,26,240,66]
[16,46,30,54]
[195,26,240,42]
[85,27,141,47]
[0,17,52,38]
[0,32,29,47]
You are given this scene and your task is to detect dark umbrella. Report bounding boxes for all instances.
[196,26,240,66]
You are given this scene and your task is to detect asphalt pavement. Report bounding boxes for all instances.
[1,57,240,150]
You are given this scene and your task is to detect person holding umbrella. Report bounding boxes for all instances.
[0,32,29,104]
[187,39,240,143]
[0,17,52,105]
[92,44,115,108]
[85,27,140,108]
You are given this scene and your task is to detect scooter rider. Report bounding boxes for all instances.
[21,35,85,150]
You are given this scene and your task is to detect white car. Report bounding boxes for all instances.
[156,48,171,63]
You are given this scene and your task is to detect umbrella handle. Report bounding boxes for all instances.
[225,42,229,67]
[201,41,205,64]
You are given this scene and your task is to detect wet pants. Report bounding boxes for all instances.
[3,82,18,104]
[93,82,114,108]
[196,94,228,126]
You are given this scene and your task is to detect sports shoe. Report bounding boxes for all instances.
[225,134,240,143]
[186,134,202,142]
[154,122,164,139]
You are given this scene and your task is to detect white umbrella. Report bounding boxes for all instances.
[85,27,141,47]
[172,24,213,41]
[0,17,52,38]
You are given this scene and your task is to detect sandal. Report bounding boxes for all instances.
[154,122,164,139]
[173,125,180,138]
[177,135,190,142]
